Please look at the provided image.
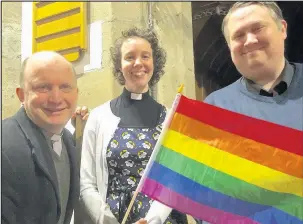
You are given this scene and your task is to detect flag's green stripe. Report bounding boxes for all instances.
[156,145,303,220]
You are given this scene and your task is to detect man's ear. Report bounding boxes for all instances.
[16,87,25,103]
[281,20,288,40]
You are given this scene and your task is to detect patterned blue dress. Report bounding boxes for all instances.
[106,106,187,224]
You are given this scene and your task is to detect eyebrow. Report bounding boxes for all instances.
[232,21,265,37]
[124,50,152,56]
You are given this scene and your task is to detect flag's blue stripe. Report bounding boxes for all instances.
[148,162,303,224]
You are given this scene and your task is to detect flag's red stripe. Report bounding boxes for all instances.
[176,95,303,156]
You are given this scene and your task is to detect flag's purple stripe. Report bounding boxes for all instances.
[142,178,259,224]
[142,162,303,224]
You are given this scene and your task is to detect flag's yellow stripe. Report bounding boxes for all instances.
[163,130,303,197]
[171,113,303,178]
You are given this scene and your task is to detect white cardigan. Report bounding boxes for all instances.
[80,101,172,224]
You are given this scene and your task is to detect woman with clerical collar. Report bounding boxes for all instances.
[80,28,188,224]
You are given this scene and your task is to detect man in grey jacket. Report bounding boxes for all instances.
[2,51,80,224]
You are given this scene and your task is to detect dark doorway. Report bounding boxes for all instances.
[192,2,303,99]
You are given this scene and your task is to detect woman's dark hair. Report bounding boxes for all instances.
[110,27,167,86]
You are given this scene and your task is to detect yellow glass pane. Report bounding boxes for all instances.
[36,13,81,38]
[35,2,81,21]
[36,32,81,52]
[62,52,80,62]
[32,2,87,62]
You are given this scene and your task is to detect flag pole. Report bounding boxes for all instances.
[121,190,139,224]
[121,84,184,224]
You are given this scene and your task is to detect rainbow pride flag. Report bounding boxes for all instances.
[137,94,303,224]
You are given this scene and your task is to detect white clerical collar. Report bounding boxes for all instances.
[130,92,143,100]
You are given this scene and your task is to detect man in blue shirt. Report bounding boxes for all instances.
[204,2,302,131]
[198,2,302,224]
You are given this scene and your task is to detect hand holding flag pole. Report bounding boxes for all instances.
[120,84,184,224]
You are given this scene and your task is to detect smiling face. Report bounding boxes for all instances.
[17,53,78,134]
[120,37,154,93]
[226,4,287,82]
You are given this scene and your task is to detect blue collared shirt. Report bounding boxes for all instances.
[241,59,294,97]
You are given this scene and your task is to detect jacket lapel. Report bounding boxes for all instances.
[62,129,79,223]
[14,108,61,221]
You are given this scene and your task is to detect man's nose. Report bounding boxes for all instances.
[48,87,63,103]
[244,33,258,46]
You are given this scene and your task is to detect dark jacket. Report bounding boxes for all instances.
[1,108,79,224]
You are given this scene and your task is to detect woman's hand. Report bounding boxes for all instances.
[134,218,147,224]
[71,106,90,127]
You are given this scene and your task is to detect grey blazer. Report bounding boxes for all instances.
[1,107,79,224]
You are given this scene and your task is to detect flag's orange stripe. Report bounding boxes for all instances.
[176,95,303,156]
[170,113,303,178]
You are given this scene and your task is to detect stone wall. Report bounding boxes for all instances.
[2,2,196,118]
[76,2,148,109]
[2,2,22,119]
[153,2,196,106]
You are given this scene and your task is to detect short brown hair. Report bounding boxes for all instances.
[222,2,284,40]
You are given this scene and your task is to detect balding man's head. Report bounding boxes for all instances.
[20,51,76,87]
[17,51,78,135]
